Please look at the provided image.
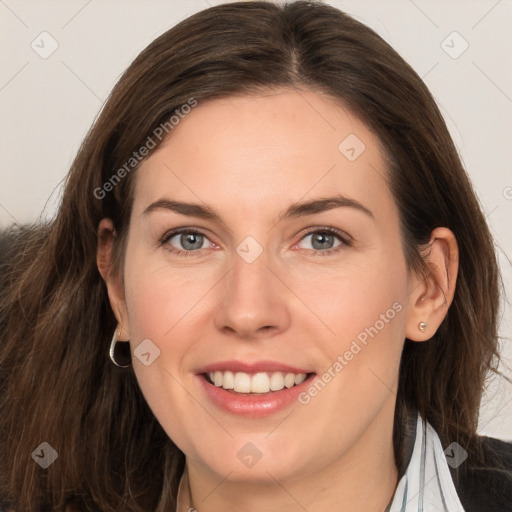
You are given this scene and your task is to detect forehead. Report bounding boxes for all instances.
[133,88,396,224]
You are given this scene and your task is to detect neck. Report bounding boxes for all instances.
[179,404,399,512]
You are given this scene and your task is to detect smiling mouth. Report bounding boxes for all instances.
[203,371,315,394]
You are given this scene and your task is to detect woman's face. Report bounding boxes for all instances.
[115,89,419,484]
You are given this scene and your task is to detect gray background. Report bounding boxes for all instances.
[0,0,511,439]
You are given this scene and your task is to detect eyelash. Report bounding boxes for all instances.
[159,226,353,257]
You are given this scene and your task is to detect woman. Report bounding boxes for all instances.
[1,1,511,511]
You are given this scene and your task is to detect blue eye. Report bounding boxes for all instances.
[159,227,352,257]
[169,232,206,251]
[297,228,351,256]
[160,228,214,257]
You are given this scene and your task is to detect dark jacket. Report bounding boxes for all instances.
[453,435,512,511]
[396,408,512,511]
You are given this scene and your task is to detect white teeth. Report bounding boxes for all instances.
[250,372,269,393]
[233,372,251,393]
[284,373,295,388]
[222,371,234,390]
[207,370,308,394]
[294,373,307,385]
[269,371,284,391]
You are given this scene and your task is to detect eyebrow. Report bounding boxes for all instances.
[142,194,374,224]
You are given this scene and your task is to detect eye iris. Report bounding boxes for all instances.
[311,232,334,250]
[181,233,203,250]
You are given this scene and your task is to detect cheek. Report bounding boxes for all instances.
[294,246,408,403]
[123,250,209,341]
[122,255,207,452]
[293,254,407,430]
[297,252,407,344]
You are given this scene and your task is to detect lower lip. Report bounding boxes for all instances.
[197,373,316,418]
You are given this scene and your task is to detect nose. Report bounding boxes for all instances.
[213,249,291,340]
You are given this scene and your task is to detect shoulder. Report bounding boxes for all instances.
[481,436,512,466]
[453,436,512,512]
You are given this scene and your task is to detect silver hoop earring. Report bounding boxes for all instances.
[418,321,427,332]
[109,331,131,368]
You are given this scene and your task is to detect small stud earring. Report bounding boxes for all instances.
[418,321,427,332]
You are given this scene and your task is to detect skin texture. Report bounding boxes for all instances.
[97,88,458,512]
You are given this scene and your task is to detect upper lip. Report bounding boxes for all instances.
[196,360,313,375]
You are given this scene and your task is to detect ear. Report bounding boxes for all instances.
[97,218,130,340]
[405,227,459,342]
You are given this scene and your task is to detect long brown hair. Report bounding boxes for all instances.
[0,1,506,510]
